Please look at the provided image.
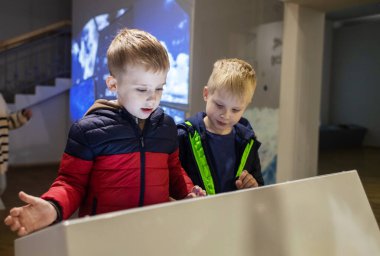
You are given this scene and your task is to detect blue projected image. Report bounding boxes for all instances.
[69,79,95,122]
[161,106,185,124]
[133,0,190,105]
[71,1,191,121]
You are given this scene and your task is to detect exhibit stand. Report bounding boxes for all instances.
[15,170,380,256]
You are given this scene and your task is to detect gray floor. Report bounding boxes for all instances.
[0,146,379,256]
[318,146,380,228]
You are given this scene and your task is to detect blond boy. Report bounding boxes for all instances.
[5,28,205,236]
[178,58,264,194]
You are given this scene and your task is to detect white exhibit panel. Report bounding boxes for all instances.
[15,170,380,256]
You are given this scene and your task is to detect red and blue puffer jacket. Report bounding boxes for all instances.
[42,100,194,219]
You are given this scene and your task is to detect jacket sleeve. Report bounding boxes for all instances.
[177,126,190,174]
[41,122,94,219]
[8,110,29,130]
[248,140,264,186]
[168,148,194,200]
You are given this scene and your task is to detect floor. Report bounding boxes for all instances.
[0,164,58,256]
[0,147,379,256]
[318,146,380,227]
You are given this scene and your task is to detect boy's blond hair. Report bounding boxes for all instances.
[107,28,169,78]
[207,58,256,103]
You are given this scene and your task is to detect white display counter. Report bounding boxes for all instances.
[15,170,380,256]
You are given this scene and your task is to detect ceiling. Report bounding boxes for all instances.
[281,0,380,22]
[281,0,380,13]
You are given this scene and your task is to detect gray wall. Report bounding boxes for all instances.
[321,19,380,146]
[0,0,71,41]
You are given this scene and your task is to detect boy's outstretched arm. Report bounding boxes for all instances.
[235,170,259,189]
[4,191,57,236]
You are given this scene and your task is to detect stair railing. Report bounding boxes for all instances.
[0,20,72,103]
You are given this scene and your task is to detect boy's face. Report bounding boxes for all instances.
[107,64,167,119]
[203,87,249,135]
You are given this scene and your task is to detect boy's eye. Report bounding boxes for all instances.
[136,88,147,92]
[215,103,223,108]
[232,109,241,113]
[156,87,164,91]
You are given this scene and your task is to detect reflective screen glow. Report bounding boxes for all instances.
[71,0,190,121]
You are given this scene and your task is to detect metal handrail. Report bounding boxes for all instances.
[0,20,71,52]
[0,21,71,103]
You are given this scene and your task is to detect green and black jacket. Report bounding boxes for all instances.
[177,112,264,195]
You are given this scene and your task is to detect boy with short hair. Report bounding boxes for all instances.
[178,58,264,195]
[5,28,205,236]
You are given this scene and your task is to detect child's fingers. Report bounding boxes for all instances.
[186,192,196,198]
[238,170,248,181]
[195,190,206,196]
[236,170,248,189]
[242,175,258,188]
[10,220,21,232]
[191,185,206,196]
[236,171,258,189]
[9,207,22,217]
[18,226,28,237]
[4,215,13,225]
[4,216,17,229]
[235,179,243,189]
[18,191,39,205]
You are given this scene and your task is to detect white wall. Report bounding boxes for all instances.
[9,92,70,165]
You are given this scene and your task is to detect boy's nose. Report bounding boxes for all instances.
[221,111,230,120]
[146,92,157,105]
[146,90,156,99]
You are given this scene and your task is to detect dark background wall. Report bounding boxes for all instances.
[0,0,71,41]
[321,14,380,147]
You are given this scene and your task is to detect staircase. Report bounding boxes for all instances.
[7,78,71,112]
[0,21,72,107]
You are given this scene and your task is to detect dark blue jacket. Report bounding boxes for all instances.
[177,112,264,193]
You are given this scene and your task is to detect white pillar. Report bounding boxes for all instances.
[277,3,325,182]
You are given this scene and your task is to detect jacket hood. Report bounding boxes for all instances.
[84,99,165,127]
[84,99,121,116]
[185,112,256,141]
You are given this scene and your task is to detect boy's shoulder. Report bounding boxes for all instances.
[73,100,124,132]
[177,112,206,135]
[236,117,254,132]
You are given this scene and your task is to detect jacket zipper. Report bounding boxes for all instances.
[200,132,220,193]
[138,132,146,207]
[91,197,97,216]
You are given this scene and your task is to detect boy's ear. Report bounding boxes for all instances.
[106,76,117,91]
[203,86,209,101]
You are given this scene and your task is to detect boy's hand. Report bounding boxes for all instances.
[236,170,258,189]
[186,185,207,198]
[22,109,32,120]
[4,191,57,236]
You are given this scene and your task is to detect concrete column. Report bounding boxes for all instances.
[277,3,325,182]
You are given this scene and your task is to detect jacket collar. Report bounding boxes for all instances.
[186,112,255,141]
[84,99,164,126]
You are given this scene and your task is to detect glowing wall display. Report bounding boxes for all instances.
[71,0,191,121]
[160,106,185,124]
